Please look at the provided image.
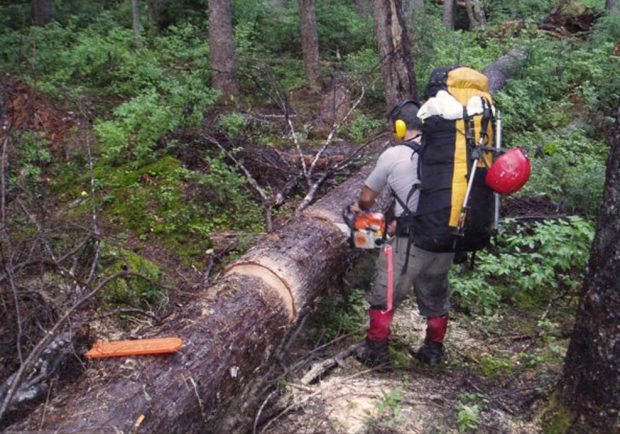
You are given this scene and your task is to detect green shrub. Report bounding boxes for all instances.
[514,128,608,216]
[94,154,262,256]
[217,113,248,139]
[451,217,595,314]
[315,287,367,341]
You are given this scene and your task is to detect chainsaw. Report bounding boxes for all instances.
[341,205,387,249]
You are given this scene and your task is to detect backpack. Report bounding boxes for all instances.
[411,66,497,253]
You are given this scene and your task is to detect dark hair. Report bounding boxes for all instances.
[390,100,422,130]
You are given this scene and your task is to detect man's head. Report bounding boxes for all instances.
[389,100,422,140]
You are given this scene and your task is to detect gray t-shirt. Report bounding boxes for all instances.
[364,144,420,217]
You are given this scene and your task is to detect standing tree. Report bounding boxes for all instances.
[131,0,143,45]
[443,0,456,30]
[372,0,417,108]
[208,0,240,100]
[147,0,166,34]
[404,0,425,26]
[465,0,485,28]
[31,0,53,26]
[558,107,620,432]
[605,0,618,14]
[298,0,322,86]
[353,0,372,15]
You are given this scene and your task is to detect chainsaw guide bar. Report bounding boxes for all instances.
[85,337,183,359]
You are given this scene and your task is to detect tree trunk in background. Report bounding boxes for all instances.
[443,0,456,30]
[605,0,618,14]
[403,0,425,26]
[353,0,372,16]
[208,0,240,100]
[131,0,143,45]
[559,107,620,432]
[147,0,166,34]
[465,0,485,29]
[31,0,53,26]
[373,0,417,109]
[299,0,322,87]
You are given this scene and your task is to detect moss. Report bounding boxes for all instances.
[541,393,574,434]
[477,354,515,379]
[100,242,166,309]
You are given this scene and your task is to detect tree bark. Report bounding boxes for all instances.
[31,0,53,26]
[131,0,143,45]
[559,107,620,432]
[298,0,322,86]
[353,0,372,16]
[208,0,240,100]
[373,0,417,109]
[606,0,618,14]
[465,0,485,29]
[403,0,424,25]
[482,48,529,94]
[147,0,166,34]
[443,0,456,30]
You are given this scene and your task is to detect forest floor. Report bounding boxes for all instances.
[0,76,583,433]
[255,251,578,434]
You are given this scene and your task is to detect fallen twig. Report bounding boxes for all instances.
[205,135,274,232]
[0,271,132,422]
[300,342,362,385]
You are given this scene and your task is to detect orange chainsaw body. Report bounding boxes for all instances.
[352,212,387,249]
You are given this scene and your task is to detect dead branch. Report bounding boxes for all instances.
[308,86,365,177]
[0,236,91,286]
[0,271,132,422]
[205,134,274,232]
[286,116,310,185]
[77,108,101,285]
[300,342,362,385]
[293,87,366,216]
[5,262,24,364]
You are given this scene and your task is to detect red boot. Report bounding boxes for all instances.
[356,308,393,367]
[414,314,448,366]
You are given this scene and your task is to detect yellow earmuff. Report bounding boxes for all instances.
[394,119,407,139]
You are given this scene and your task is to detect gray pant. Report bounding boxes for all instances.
[369,236,454,317]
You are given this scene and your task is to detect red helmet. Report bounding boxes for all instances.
[485,148,531,195]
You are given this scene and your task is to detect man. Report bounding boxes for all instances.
[353,100,454,367]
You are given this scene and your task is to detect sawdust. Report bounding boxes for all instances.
[260,298,549,434]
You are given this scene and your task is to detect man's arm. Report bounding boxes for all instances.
[358,185,379,211]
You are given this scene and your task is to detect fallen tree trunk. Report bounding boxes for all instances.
[7,50,528,434]
[483,48,529,94]
[6,164,377,434]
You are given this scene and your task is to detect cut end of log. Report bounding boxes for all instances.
[223,262,296,321]
[304,208,349,235]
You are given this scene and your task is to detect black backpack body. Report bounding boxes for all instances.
[412,66,496,253]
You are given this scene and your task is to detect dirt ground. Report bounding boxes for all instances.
[254,259,576,434]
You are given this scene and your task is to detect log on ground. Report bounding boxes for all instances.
[483,48,529,94]
[7,167,372,434]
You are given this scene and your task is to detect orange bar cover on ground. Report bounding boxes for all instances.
[85,337,184,359]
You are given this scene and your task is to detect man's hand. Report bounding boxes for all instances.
[349,201,363,213]
[359,185,379,211]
